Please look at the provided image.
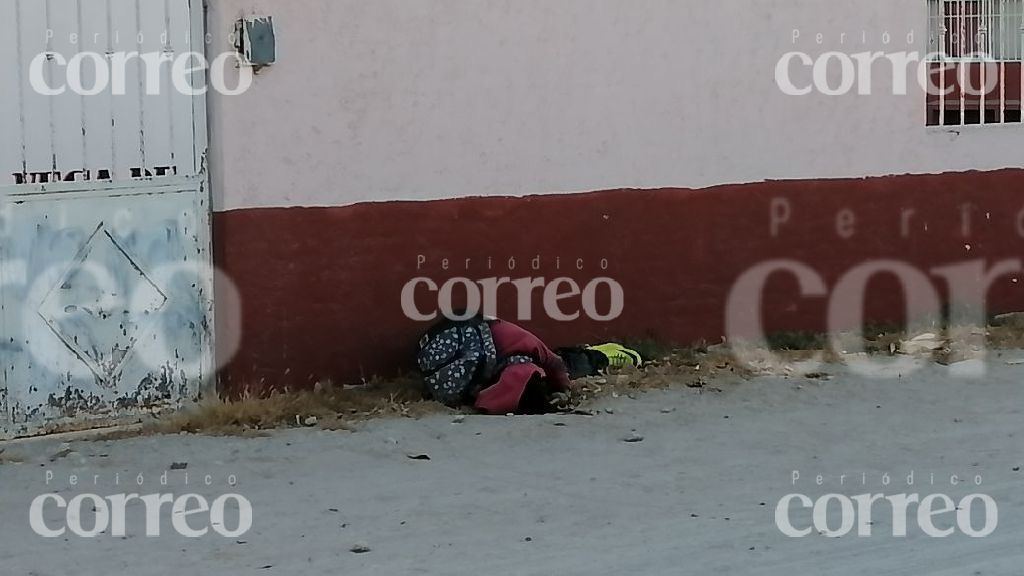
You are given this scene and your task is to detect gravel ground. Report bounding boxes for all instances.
[1,356,1023,575]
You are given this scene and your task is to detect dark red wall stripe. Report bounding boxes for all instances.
[213,169,1024,394]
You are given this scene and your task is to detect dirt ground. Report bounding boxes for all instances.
[1,354,1023,575]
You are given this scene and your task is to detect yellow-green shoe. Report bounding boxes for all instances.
[587,343,643,369]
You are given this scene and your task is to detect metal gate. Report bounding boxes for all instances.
[0,0,213,438]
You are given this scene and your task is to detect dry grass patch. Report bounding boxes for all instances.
[91,317,1024,438]
[554,345,750,410]
[149,376,449,436]
[988,313,1024,349]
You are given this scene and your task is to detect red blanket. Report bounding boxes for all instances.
[475,320,571,414]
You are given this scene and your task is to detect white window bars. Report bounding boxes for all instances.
[927,0,1024,125]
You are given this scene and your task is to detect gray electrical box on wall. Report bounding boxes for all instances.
[235,16,276,68]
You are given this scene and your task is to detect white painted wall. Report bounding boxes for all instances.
[206,0,1024,211]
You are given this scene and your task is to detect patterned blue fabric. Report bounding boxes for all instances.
[417,320,497,406]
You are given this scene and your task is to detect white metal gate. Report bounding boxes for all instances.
[0,0,213,438]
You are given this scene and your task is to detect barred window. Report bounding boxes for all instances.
[927,0,1024,125]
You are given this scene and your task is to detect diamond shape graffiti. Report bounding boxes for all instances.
[37,224,168,386]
